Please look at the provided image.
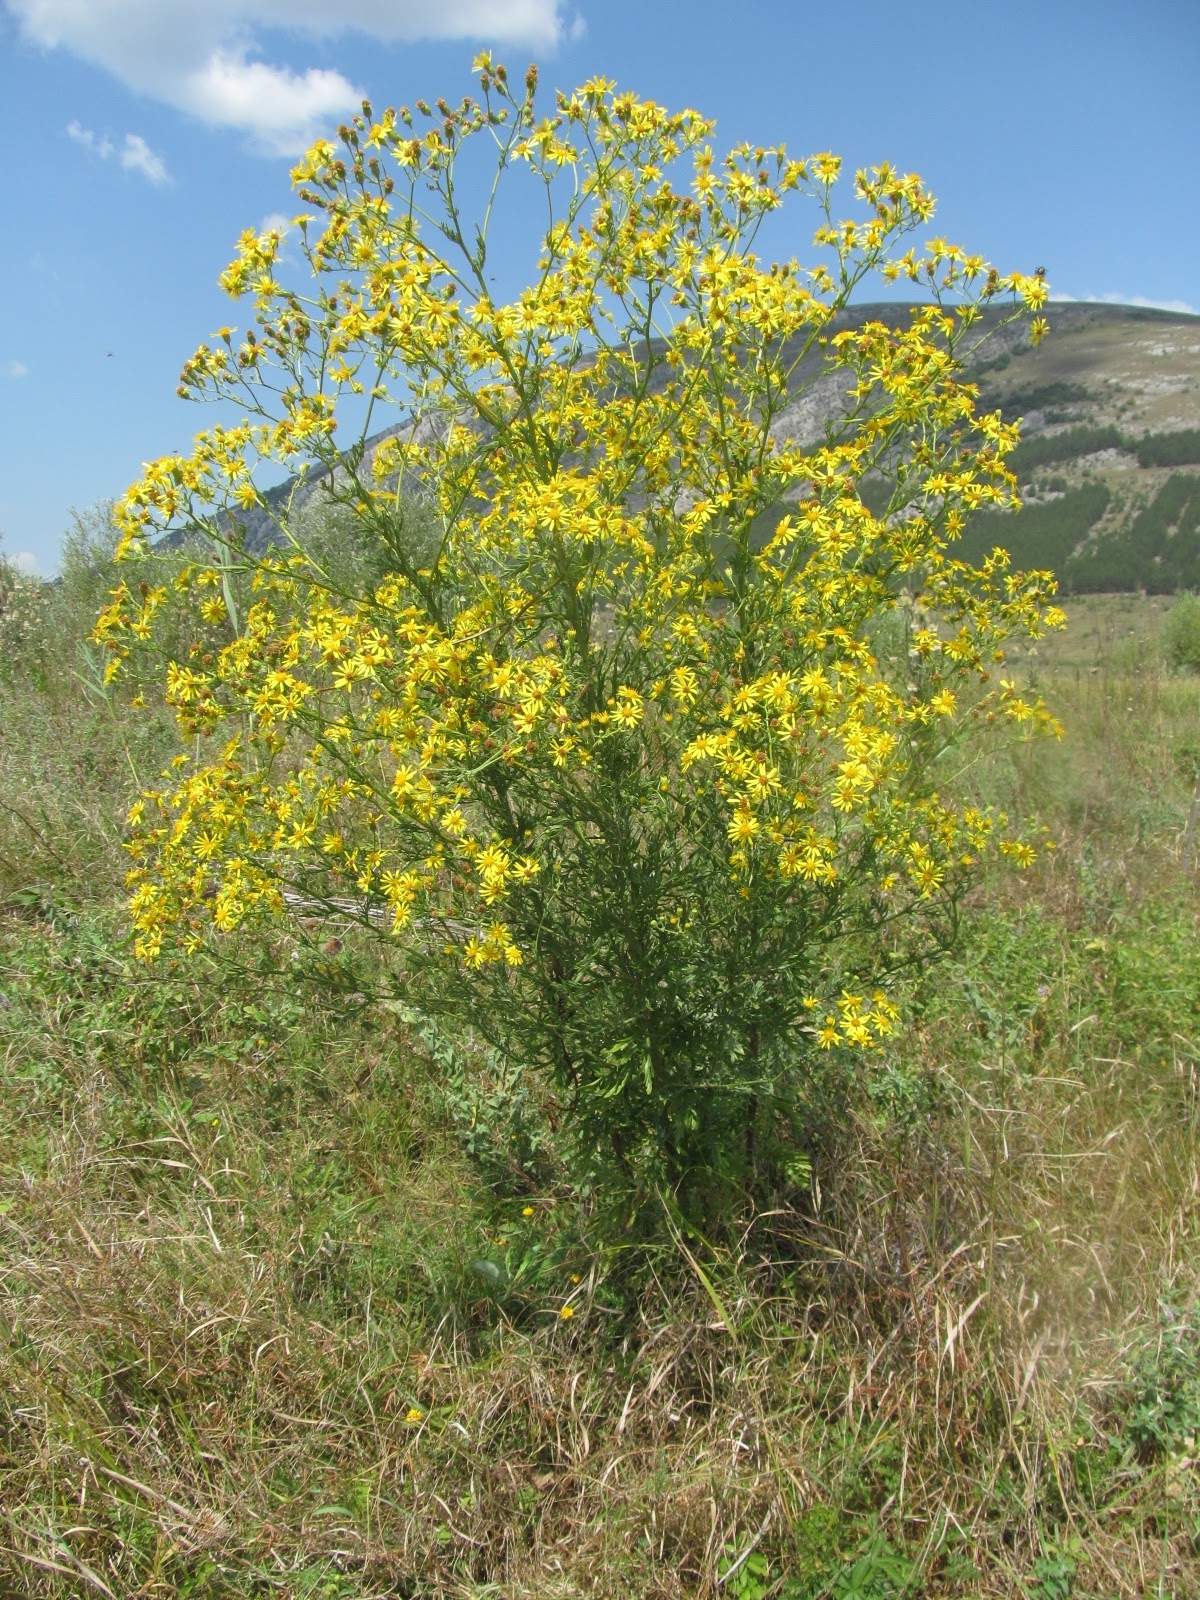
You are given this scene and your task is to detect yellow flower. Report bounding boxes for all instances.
[559,1305,575,1321]
[727,810,760,844]
[1000,839,1036,868]
[404,1406,425,1424]
[522,1206,534,1217]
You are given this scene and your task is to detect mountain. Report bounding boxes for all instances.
[953,302,1200,592]
[225,301,1200,593]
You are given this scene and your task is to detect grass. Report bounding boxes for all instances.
[2,554,1200,1597]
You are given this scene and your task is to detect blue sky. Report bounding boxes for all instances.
[1,0,1196,573]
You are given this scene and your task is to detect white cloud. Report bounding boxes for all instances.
[12,552,41,576]
[67,117,114,159]
[9,0,567,154]
[177,51,360,156]
[4,360,29,378]
[67,118,170,183]
[1053,291,1198,317]
[120,131,169,183]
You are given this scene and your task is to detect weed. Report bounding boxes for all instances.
[1028,1543,1078,1600]
[1126,1307,1200,1459]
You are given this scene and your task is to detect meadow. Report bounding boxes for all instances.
[1,536,1199,1599]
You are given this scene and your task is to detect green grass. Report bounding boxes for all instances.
[3,553,1200,1596]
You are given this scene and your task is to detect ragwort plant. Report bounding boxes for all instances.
[96,61,1061,1229]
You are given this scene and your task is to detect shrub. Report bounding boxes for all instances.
[1163,593,1200,672]
[96,63,1060,1230]
[0,544,50,684]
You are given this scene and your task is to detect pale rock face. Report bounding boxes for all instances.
[768,368,859,451]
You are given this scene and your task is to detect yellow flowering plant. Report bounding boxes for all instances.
[97,60,1060,1226]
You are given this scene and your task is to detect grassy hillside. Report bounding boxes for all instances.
[2,546,1200,1597]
